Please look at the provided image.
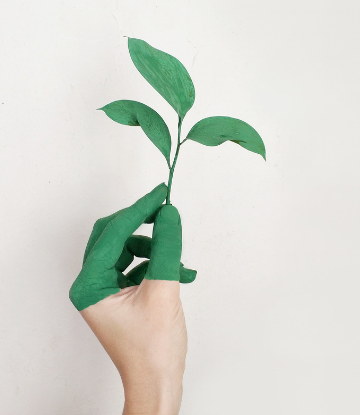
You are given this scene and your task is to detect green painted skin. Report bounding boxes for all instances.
[69,183,196,311]
[72,37,266,311]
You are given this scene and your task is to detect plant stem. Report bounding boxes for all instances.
[166,116,183,205]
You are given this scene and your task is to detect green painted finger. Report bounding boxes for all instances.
[179,263,197,283]
[83,214,118,265]
[117,235,197,283]
[144,206,162,224]
[145,204,182,281]
[127,261,150,285]
[69,266,121,311]
[116,235,152,272]
[84,183,167,271]
[83,209,160,266]
[127,260,197,285]
[69,183,167,311]
[117,271,137,289]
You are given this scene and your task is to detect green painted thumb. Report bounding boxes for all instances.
[145,205,182,281]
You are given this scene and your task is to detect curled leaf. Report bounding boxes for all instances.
[128,37,195,120]
[98,100,171,166]
[186,116,266,160]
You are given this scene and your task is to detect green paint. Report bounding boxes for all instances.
[186,116,266,160]
[166,117,182,205]
[97,37,266,204]
[128,37,195,120]
[70,37,267,310]
[121,258,196,286]
[69,183,196,311]
[145,204,182,281]
[115,234,196,284]
[97,100,171,167]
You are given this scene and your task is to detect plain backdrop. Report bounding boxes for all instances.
[1,0,359,414]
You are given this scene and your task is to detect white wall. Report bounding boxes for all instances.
[1,1,360,414]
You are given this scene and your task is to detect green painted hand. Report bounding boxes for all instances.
[69,183,196,311]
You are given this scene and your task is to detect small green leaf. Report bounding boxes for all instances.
[186,116,266,160]
[97,100,171,166]
[127,37,195,120]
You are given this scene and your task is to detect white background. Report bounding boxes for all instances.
[1,1,359,414]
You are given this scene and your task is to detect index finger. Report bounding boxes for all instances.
[85,183,167,270]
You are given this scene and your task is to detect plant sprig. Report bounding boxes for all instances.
[98,37,266,205]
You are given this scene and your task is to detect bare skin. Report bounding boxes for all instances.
[70,184,193,415]
[80,280,186,415]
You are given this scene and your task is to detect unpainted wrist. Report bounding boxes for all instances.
[122,380,183,415]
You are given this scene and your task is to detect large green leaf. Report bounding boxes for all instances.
[127,37,195,120]
[97,100,171,166]
[186,116,266,160]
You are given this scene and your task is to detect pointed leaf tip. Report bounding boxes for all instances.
[127,37,195,119]
[186,116,266,160]
[98,99,171,166]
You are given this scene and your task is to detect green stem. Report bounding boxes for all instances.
[166,116,183,204]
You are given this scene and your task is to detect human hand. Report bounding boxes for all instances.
[69,183,196,415]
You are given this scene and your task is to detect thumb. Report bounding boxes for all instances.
[145,205,182,281]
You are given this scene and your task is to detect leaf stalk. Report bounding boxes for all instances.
[166,116,183,204]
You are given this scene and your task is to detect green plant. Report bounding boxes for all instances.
[98,37,266,204]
